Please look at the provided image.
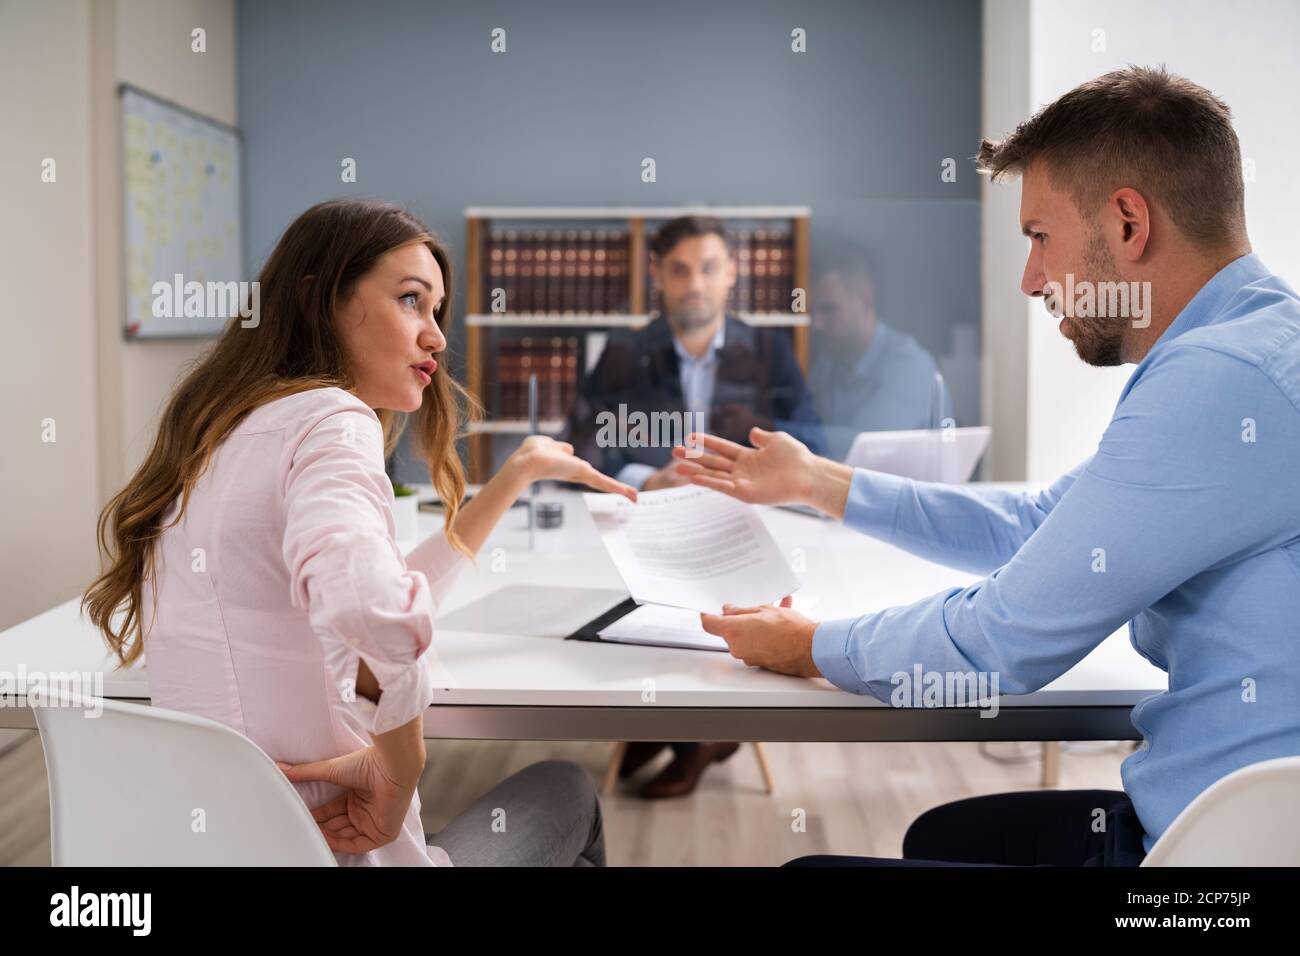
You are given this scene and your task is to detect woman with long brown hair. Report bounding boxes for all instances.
[83,198,634,866]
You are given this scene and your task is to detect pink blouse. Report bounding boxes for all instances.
[141,386,469,866]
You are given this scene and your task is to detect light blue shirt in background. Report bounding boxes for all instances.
[812,253,1300,853]
[617,322,725,490]
[810,321,949,460]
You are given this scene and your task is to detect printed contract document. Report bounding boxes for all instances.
[582,485,800,613]
[597,603,729,651]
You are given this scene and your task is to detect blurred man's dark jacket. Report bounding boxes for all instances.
[564,313,822,477]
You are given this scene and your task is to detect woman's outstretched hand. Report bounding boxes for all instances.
[277,746,417,854]
[509,435,637,502]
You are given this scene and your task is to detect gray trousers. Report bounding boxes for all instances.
[425,759,606,866]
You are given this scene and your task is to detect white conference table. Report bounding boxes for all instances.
[0,485,1166,741]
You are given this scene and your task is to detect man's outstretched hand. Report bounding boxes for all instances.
[671,427,814,507]
[671,426,853,519]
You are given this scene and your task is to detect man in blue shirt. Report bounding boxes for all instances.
[676,66,1300,865]
[781,243,952,460]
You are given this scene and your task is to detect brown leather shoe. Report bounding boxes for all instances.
[638,742,740,799]
[618,741,669,779]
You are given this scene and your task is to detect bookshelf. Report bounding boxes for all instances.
[462,205,811,481]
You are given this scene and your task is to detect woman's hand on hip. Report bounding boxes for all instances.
[277,746,418,854]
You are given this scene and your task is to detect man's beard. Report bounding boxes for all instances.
[665,295,721,334]
[1058,232,1128,367]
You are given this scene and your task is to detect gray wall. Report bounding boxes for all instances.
[238,0,982,478]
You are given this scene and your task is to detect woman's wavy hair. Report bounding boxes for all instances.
[84,198,478,667]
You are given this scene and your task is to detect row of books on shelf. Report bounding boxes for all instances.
[481,228,797,317]
[492,336,581,420]
[485,230,630,314]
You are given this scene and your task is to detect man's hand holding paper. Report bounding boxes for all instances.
[583,467,827,676]
[699,596,822,678]
[665,426,851,676]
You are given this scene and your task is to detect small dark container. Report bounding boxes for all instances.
[534,500,564,529]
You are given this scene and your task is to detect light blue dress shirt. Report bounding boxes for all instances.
[812,253,1300,853]
[809,321,949,461]
[617,321,725,490]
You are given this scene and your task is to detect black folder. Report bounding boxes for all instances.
[564,596,640,643]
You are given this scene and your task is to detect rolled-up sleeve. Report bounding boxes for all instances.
[282,407,440,735]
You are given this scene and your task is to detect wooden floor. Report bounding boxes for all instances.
[0,733,1130,866]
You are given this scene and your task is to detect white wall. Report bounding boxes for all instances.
[96,0,238,488]
[0,0,101,631]
[0,0,236,632]
[980,0,1031,480]
[983,0,1300,481]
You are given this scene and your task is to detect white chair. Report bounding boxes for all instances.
[34,692,336,866]
[1142,755,1300,866]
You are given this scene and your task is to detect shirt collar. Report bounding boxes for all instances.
[672,319,726,365]
[1153,251,1271,350]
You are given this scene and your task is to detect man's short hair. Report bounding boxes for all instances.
[650,215,730,259]
[976,65,1246,248]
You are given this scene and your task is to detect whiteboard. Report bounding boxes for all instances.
[120,85,243,338]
